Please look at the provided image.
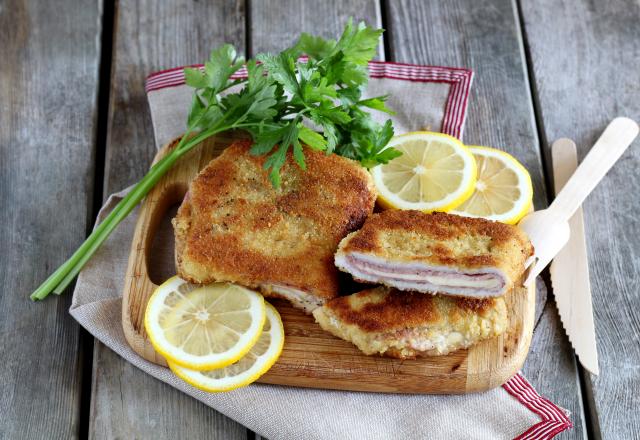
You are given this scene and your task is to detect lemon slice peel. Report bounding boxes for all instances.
[169,303,285,392]
[371,131,477,212]
[451,146,533,224]
[144,276,266,370]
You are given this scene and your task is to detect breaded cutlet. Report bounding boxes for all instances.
[334,210,533,298]
[313,286,508,358]
[173,140,377,312]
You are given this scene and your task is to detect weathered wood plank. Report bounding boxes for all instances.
[89,354,247,439]
[386,0,546,203]
[385,1,585,438]
[89,1,248,438]
[252,4,383,437]
[520,0,640,437]
[102,0,246,193]
[0,0,102,438]
[249,0,383,58]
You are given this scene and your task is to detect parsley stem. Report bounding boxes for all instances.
[51,148,181,294]
[217,78,248,94]
[32,20,393,300]
[33,117,278,299]
[31,126,234,300]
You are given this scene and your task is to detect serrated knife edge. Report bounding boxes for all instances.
[549,139,599,375]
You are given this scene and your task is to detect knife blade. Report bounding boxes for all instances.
[550,139,599,375]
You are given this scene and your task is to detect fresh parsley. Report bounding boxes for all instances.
[182,17,400,186]
[30,18,399,300]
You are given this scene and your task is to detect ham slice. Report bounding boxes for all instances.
[260,284,324,313]
[334,210,533,298]
[336,253,507,297]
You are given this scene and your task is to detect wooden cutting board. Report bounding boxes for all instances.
[122,135,535,394]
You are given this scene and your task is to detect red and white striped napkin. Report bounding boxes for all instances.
[145,60,471,146]
[70,60,572,440]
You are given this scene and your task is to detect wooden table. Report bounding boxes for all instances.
[1,1,638,438]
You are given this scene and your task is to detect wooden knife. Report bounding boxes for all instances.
[550,138,599,375]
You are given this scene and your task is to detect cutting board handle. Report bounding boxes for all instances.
[121,140,182,366]
[121,136,229,365]
[119,134,536,393]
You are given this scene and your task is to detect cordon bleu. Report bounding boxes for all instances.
[334,210,533,298]
[173,140,377,313]
[313,286,509,358]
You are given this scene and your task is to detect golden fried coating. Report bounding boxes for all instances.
[313,286,508,358]
[173,140,377,312]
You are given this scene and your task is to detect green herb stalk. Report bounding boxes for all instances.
[31,18,400,300]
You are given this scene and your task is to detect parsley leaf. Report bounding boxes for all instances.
[358,95,395,114]
[294,33,336,59]
[298,126,327,151]
[334,18,383,65]
[256,52,299,95]
[182,18,401,187]
[205,45,245,90]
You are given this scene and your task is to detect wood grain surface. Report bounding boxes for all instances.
[88,1,247,439]
[249,0,383,59]
[122,137,536,394]
[7,0,640,437]
[0,0,102,438]
[385,1,586,437]
[521,0,640,437]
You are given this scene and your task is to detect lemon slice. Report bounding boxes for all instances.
[371,132,477,212]
[451,146,533,224]
[169,303,284,392]
[144,277,266,370]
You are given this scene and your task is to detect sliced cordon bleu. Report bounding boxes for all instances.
[334,210,533,298]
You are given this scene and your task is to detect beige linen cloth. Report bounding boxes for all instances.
[71,63,571,440]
